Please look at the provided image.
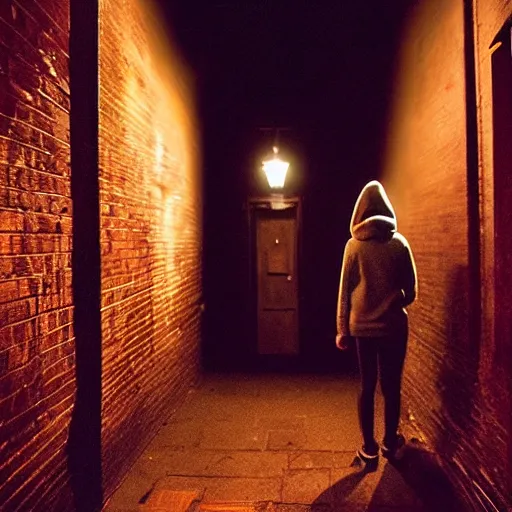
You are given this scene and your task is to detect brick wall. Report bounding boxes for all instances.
[382,0,470,452]
[98,0,202,499]
[0,0,201,508]
[0,1,74,510]
[473,0,512,506]
[383,0,511,508]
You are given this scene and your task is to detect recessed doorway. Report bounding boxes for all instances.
[249,197,301,357]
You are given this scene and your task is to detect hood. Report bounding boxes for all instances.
[350,180,397,241]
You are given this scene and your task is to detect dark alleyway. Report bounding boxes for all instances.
[2,1,512,511]
[105,373,468,512]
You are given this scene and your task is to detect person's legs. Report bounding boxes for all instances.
[356,337,379,455]
[378,329,408,450]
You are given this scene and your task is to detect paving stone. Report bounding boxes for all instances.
[199,502,275,512]
[327,506,370,512]
[363,508,430,512]
[149,420,203,450]
[155,475,281,503]
[103,469,160,511]
[140,489,201,512]
[332,451,358,469]
[328,463,420,507]
[139,449,287,479]
[325,465,377,505]
[103,453,172,512]
[201,423,267,450]
[301,418,359,451]
[139,449,216,476]
[152,476,206,492]
[106,374,462,511]
[274,504,331,512]
[281,469,330,504]
[254,416,306,430]
[201,477,282,502]
[359,462,421,508]
[171,399,259,424]
[200,451,289,478]
[257,400,315,419]
[267,430,307,450]
[288,451,334,469]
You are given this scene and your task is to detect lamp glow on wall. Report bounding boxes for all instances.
[262,146,290,189]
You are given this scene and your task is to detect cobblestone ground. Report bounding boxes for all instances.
[104,373,469,512]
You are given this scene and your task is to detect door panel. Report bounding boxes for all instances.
[258,310,298,355]
[255,208,298,355]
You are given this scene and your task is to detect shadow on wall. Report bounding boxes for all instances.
[67,0,102,509]
[312,443,469,510]
[435,264,479,475]
[67,367,102,512]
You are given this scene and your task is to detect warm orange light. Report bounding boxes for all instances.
[262,146,290,189]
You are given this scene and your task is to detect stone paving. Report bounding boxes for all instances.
[104,373,469,511]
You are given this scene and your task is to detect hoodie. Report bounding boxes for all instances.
[336,181,417,338]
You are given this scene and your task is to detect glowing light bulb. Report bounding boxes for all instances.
[262,147,290,189]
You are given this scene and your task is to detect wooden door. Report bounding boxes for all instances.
[255,206,299,355]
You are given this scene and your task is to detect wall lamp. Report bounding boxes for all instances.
[262,146,290,190]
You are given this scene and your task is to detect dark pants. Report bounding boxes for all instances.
[356,330,408,449]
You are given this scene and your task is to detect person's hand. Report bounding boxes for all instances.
[336,334,353,351]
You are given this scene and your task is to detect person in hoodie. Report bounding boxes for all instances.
[336,180,417,465]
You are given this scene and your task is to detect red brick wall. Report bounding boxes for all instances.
[383,0,511,508]
[383,0,469,449]
[0,1,74,510]
[474,0,512,506]
[98,0,202,498]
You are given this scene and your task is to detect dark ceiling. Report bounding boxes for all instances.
[158,1,413,192]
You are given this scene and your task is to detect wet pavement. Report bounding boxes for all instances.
[104,373,469,511]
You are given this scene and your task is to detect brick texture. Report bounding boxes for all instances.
[382,0,470,453]
[473,0,512,507]
[0,1,74,511]
[383,0,511,509]
[98,0,202,500]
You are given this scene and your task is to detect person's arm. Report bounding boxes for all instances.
[402,241,417,307]
[336,241,354,348]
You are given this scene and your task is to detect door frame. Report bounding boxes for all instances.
[247,195,303,366]
[490,22,512,497]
